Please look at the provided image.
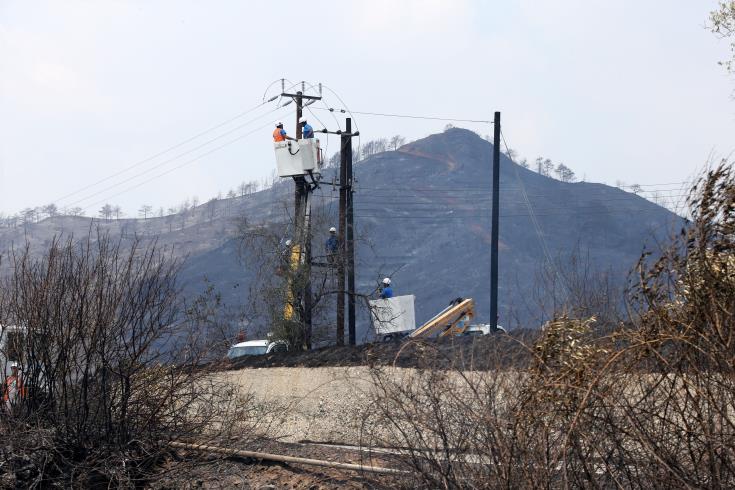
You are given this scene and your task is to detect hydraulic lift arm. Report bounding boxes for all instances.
[408,298,475,339]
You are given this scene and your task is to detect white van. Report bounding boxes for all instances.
[462,324,507,336]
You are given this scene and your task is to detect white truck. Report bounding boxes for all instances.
[462,323,507,336]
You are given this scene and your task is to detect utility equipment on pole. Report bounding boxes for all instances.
[272,84,322,349]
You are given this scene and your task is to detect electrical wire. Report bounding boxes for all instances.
[354,207,679,219]
[81,115,291,213]
[64,105,288,208]
[42,78,692,220]
[53,99,281,205]
[501,127,569,295]
[58,79,300,211]
[319,84,361,166]
[312,106,492,124]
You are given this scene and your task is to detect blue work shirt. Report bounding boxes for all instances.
[380,286,394,299]
[303,123,314,139]
[325,235,338,253]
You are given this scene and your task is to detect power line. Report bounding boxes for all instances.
[80,115,291,212]
[355,190,691,199]
[354,183,692,193]
[53,100,284,205]
[354,207,679,220]
[64,105,289,208]
[312,106,492,124]
[54,80,304,208]
[500,127,571,295]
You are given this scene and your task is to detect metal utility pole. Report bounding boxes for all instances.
[345,118,356,345]
[490,111,501,331]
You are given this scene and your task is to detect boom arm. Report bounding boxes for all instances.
[409,298,475,339]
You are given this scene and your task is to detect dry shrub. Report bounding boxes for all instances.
[614,162,735,487]
[365,162,735,489]
[0,232,255,488]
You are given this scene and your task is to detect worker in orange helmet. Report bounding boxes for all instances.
[273,121,296,142]
[4,362,26,411]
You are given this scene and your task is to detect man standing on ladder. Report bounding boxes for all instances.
[325,227,338,265]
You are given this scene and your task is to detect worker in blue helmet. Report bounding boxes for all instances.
[379,277,393,299]
[299,116,314,139]
[325,227,338,265]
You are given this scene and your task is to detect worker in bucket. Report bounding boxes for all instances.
[379,277,394,299]
[299,116,314,139]
[273,122,296,142]
[325,227,338,265]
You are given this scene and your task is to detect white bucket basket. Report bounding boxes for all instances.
[369,295,416,336]
[274,139,321,178]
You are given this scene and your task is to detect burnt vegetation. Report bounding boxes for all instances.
[1,159,735,487]
[361,162,735,488]
[0,233,256,487]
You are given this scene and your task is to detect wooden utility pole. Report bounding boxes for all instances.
[295,90,304,218]
[490,111,501,331]
[280,84,321,349]
[345,118,356,345]
[337,128,348,345]
[318,120,359,346]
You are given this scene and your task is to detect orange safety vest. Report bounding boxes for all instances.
[273,127,286,142]
[3,374,25,402]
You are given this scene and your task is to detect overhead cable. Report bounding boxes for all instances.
[54,100,281,205]
[313,106,491,124]
[64,105,288,208]
[81,116,289,212]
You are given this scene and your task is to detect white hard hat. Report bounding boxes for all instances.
[285,239,292,246]
[299,116,307,123]
[382,277,391,285]
[276,121,283,127]
[329,227,336,233]
[9,362,18,369]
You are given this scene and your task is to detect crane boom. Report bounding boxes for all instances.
[409,298,475,339]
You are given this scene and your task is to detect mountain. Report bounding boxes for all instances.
[0,129,681,343]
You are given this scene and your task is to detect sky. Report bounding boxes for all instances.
[1,0,733,218]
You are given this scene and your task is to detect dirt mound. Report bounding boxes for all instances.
[226,330,538,371]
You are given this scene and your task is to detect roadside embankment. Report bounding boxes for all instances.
[218,366,384,444]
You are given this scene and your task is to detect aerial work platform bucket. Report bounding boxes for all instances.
[274,139,322,178]
[369,295,416,337]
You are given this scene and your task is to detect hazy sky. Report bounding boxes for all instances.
[1,1,733,217]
